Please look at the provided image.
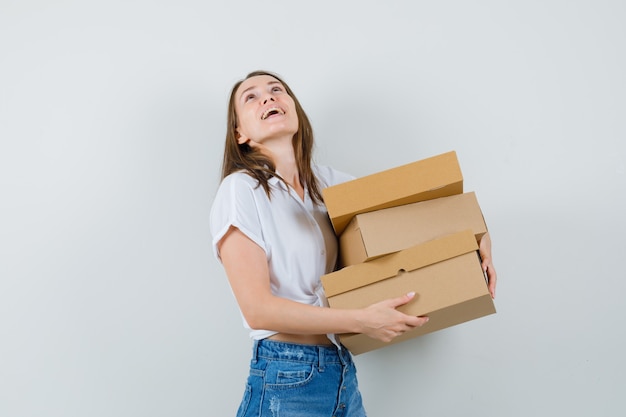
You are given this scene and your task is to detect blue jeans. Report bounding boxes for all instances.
[236,339,367,417]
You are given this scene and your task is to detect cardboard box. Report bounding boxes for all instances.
[321,230,496,355]
[339,192,488,267]
[323,151,463,235]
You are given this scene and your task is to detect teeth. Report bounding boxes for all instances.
[261,107,285,120]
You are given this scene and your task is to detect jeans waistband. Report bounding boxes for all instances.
[252,339,350,368]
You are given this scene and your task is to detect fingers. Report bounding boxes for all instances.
[386,291,417,308]
[383,291,429,329]
[479,232,497,299]
[409,315,430,328]
[379,316,429,342]
[487,264,497,299]
[482,261,497,299]
[363,291,431,343]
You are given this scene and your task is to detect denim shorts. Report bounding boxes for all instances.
[236,339,367,417]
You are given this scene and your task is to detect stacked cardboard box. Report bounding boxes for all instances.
[323,151,464,236]
[338,192,488,267]
[321,151,496,355]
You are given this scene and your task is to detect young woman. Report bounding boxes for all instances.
[210,70,497,416]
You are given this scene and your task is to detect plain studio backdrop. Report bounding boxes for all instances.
[1,1,625,416]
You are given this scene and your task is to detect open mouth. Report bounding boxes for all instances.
[261,107,285,120]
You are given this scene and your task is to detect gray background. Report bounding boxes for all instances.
[1,1,625,416]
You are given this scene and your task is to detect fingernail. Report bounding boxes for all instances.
[407,291,415,297]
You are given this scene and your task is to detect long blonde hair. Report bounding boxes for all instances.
[221,70,323,204]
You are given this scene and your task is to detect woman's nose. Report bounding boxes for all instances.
[262,96,275,105]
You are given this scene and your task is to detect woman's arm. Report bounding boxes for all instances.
[218,226,429,343]
[479,232,497,299]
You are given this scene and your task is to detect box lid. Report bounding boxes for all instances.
[322,229,479,297]
[322,151,463,235]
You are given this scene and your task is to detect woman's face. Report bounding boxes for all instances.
[234,75,299,147]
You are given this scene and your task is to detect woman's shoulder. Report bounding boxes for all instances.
[211,171,263,217]
[219,170,260,191]
[313,164,356,188]
[213,171,263,204]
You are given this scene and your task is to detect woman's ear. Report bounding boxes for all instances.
[236,128,249,145]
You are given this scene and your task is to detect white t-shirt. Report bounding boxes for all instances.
[210,165,354,342]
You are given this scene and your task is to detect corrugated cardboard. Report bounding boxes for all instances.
[321,230,496,355]
[339,192,488,267]
[323,151,463,235]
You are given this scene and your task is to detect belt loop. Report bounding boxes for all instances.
[338,345,348,367]
[252,339,260,364]
[318,346,325,372]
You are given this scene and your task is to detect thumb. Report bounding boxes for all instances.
[387,291,417,309]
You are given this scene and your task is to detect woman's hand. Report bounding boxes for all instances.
[479,232,497,299]
[358,292,429,342]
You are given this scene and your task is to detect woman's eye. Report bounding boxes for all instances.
[245,94,256,102]
[272,86,283,93]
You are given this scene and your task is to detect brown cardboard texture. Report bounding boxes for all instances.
[339,192,488,267]
[321,230,496,355]
[323,151,463,235]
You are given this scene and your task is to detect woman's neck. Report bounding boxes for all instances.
[269,140,304,199]
[274,152,300,189]
[251,135,303,197]
[260,138,300,186]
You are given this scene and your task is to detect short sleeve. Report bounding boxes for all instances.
[209,173,267,262]
[314,165,356,188]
